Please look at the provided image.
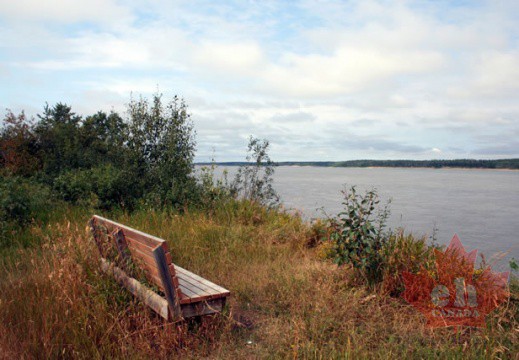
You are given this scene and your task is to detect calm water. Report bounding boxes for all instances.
[211,166,519,268]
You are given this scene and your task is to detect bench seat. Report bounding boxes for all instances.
[176,265,230,304]
[89,215,230,321]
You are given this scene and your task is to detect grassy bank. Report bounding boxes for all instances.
[0,201,517,359]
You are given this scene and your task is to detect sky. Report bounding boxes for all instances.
[1,0,518,162]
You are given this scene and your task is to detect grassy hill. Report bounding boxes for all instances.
[1,201,517,358]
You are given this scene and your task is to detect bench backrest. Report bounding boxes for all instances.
[89,215,182,319]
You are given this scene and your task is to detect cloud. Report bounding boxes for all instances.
[0,0,132,25]
[473,142,519,156]
[192,41,264,75]
[1,0,519,160]
[258,47,444,97]
[270,111,316,123]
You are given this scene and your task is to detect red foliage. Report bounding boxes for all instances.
[402,235,509,328]
[0,110,40,175]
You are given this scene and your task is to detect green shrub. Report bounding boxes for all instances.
[197,163,233,211]
[328,186,390,285]
[0,176,52,225]
[381,230,437,295]
[54,165,140,210]
[54,168,93,204]
[89,164,140,210]
[231,136,279,208]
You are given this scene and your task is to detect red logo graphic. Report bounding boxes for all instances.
[402,235,509,328]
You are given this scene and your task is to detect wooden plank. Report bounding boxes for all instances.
[126,243,158,269]
[177,278,214,303]
[89,217,105,257]
[112,228,131,270]
[177,274,223,299]
[125,236,154,255]
[153,245,183,321]
[180,298,226,318]
[177,281,209,303]
[125,236,173,265]
[174,265,230,296]
[124,240,179,296]
[176,272,227,298]
[113,229,130,261]
[99,258,169,319]
[93,215,166,249]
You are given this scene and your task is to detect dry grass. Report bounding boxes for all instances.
[0,201,517,359]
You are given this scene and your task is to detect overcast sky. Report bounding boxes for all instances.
[1,0,518,161]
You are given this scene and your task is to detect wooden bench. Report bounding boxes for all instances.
[89,215,230,321]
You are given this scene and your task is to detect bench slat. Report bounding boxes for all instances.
[177,272,227,299]
[178,284,201,303]
[178,278,214,301]
[175,265,230,295]
[93,215,166,248]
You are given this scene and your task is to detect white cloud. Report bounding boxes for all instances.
[473,51,519,93]
[261,47,443,97]
[0,0,132,24]
[1,0,519,160]
[192,41,265,75]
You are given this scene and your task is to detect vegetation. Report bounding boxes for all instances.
[205,159,519,170]
[327,186,391,285]
[230,136,279,207]
[1,96,517,358]
[0,203,517,358]
[1,94,198,216]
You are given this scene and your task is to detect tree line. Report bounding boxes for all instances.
[1,94,199,225]
[208,159,519,169]
[1,94,279,234]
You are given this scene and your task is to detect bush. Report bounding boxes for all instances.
[197,162,233,211]
[380,230,437,295]
[54,165,140,210]
[0,175,52,227]
[0,110,40,176]
[231,136,279,207]
[328,186,390,285]
[54,169,93,204]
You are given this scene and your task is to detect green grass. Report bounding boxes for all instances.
[0,200,517,359]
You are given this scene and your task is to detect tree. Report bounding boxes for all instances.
[127,93,197,207]
[79,111,129,168]
[231,136,279,207]
[34,103,82,176]
[0,110,40,176]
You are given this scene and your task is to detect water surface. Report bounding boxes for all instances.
[211,166,519,268]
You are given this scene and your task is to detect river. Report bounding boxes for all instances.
[209,166,519,269]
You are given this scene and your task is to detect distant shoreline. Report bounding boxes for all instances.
[196,158,519,170]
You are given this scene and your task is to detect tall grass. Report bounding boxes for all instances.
[0,201,517,358]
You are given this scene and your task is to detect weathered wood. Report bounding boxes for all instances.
[89,217,105,257]
[180,298,226,318]
[100,258,169,319]
[177,271,227,298]
[178,278,215,302]
[93,215,167,249]
[90,215,230,320]
[112,228,130,270]
[153,245,183,321]
[175,265,230,296]
[125,238,172,267]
